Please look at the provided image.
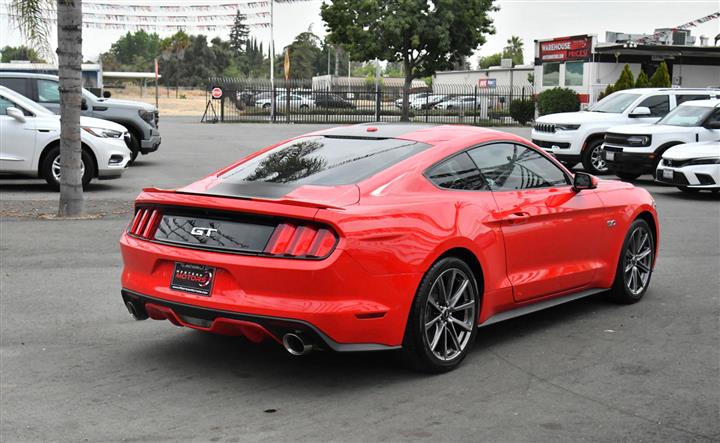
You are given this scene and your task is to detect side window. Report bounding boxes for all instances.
[676,94,711,105]
[426,153,487,191]
[468,143,569,191]
[0,96,15,114]
[0,78,29,97]
[706,109,720,125]
[637,94,670,117]
[37,79,60,104]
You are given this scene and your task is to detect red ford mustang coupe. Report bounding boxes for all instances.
[120,123,658,372]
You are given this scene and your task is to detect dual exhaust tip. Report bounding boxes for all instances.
[127,301,314,356]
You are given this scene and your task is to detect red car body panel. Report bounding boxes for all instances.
[120,124,658,349]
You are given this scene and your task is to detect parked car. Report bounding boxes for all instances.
[531,88,720,174]
[0,72,160,163]
[315,93,356,109]
[255,93,315,110]
[0,86,131,189]
[603,99,720,180]
[412,94,453,110]
[434,95,481,111]
[655,140,720,193]
[120,123,658,373]
[395,92,431,108]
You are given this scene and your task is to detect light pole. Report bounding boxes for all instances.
[269,0,275,121]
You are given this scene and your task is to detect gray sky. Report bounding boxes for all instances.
[1,0,718,68]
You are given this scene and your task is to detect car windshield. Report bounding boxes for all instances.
[221,135,431,186]
[0,87,54,116]
[589,92,641,113]
[657,105,714,127]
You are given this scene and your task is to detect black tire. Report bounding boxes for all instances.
[402,257,480,373]
[617,172,642,181]
[677,186,700,193]
[605,219,655,304]
[40,146,95,190]
[581,139,608,175]
[127,133,140,165]
[262,103,271,109]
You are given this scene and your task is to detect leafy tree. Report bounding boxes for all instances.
[509,99,535,124]
[1,45,46,62]
[100,30,161,71]
[613,64,635,91]
[11,0,84,216]
[321,0,496,121]
[598,83,615,101]
[650,61,671,87]
[478,52,502,69]
[229,10,249,54]
[536,87,579,116]
[282,31,323,80]
[635,70,650,88]
[504,35,524,66]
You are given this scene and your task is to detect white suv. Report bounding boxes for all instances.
[602,99,720,180]
[531,88,719,175]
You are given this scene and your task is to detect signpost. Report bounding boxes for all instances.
[211,87,223,99]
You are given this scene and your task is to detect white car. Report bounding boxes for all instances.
[655,140,720,193]
[255,93,314,110]
[603,99,720,180]
[0,85,131,189]
[531,88,720,175]
[395,93,431,109]
[434,95,481,111]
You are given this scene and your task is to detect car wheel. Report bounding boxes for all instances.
[262,103,270,109]
[616,172,642,181]
[605,219,654,304]
[402,257,480,373]
[40,146,94,191]
[677,186,700,193]
[127,133,140,165]
[299,104,309,110]
[581,139,608,175]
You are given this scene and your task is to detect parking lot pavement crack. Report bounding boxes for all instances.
[487,349,715,441]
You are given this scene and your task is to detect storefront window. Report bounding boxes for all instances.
[565,62,584,86]
[542,63,560,86]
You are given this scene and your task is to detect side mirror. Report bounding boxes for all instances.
[573,172,598,192]
[629,106,651,117]
[102,90,112,98]
[81,98,88,111]
[6,107,26,123]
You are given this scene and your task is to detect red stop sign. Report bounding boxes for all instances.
[211,87,223,99]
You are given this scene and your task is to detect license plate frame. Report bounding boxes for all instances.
[170,262,216,296]
[606,151,615,161]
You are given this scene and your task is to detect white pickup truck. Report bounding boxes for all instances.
[531,88,719,175]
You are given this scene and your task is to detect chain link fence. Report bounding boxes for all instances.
[202,78,534,126]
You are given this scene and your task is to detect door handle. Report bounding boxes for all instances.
[503,211,530,224]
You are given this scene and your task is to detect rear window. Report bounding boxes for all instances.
[221,136,431,186]
[0,77,29,97]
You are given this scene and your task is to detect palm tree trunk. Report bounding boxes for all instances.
[57,0,84,217]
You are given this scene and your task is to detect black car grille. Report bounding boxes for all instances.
[656,170,690,185]
[604,133,631,145]
[532,139,570,149]
[697,174,716,185]
[534,123,556,133]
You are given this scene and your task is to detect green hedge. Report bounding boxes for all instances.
[536,88,580,116]
[509,99,535,124]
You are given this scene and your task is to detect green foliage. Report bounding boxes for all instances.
[321,0,496,86]
[1,45,45,62]
[527,72,534,85]
[650,61,671,87]
[509,99,535,124]
[100,30,161,71]
[283,32,324,80]
[613,64,635,91]
[536,87,580,116]
[598,83,615,101]
[635,70,650,88]
[478,36,524,69]
[229,10,249,54]
[478,53,502,69]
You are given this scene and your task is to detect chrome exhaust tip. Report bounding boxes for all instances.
[282,333,313,356]
[126,301,148,321]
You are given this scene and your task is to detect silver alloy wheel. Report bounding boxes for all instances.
[623,226,653,295]
[51,155,85,182]
[424,268,476,361]
[590,144,608,173]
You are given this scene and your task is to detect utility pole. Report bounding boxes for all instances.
[269,0,275,121]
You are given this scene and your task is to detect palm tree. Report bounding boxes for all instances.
[10,0,84,216]
[504,35,524,66]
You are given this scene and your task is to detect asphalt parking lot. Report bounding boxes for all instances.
[1,118,718,442]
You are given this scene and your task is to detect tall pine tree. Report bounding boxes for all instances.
[229,10,249,54]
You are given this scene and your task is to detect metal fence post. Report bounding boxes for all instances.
[220,95,225,122]
[325,86,329,123]
[473,86,478,126]
[375,85,381,122]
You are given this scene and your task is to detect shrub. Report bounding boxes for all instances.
[650,61,671,87]
[536,87,580,116]
[509,99,535,124]
[614,64,635,91]
[598,83,615,101]
[635,71,650,88]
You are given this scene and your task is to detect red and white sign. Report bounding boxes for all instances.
[540,35,592,63]
[211,87,223,99]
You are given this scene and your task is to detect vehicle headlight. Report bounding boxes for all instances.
[627,135,651,146]
[138,109,155,124]
[687,157,720,165]
[82,127,123,138]
[555,124,581,131]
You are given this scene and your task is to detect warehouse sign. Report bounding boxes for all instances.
[540,35,592,63]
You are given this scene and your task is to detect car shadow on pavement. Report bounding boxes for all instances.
[121,293,616,389]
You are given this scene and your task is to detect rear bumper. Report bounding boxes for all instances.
[120,233,420,348]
